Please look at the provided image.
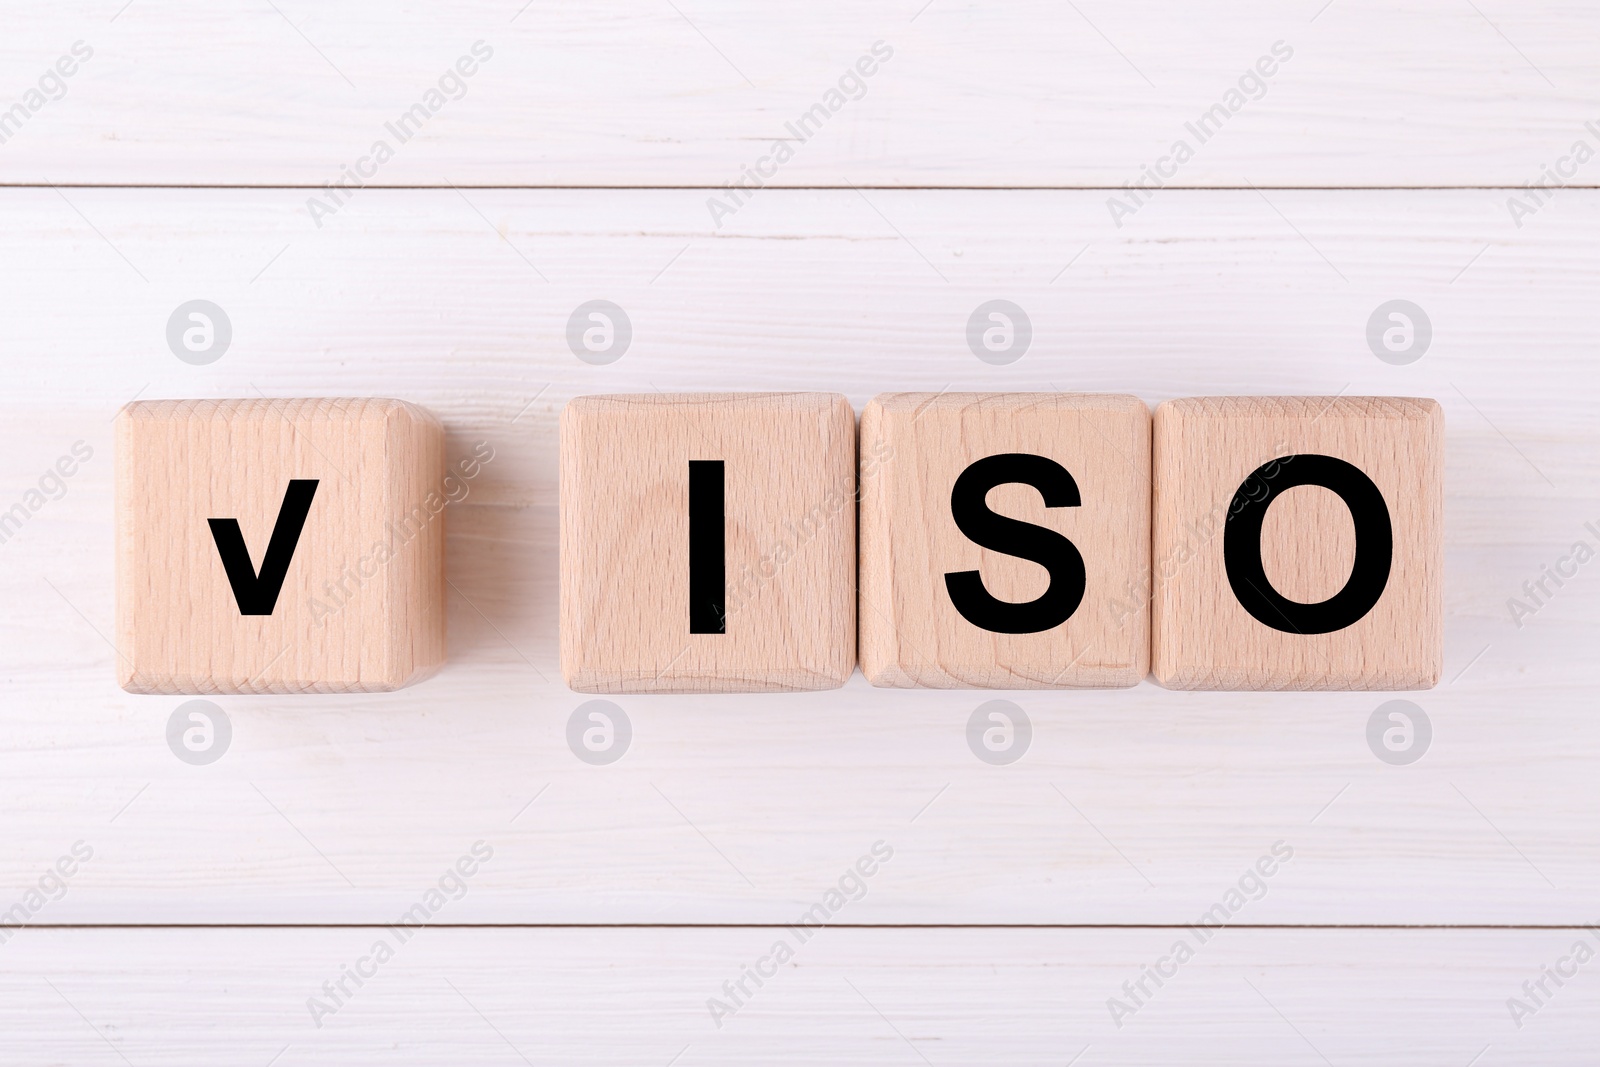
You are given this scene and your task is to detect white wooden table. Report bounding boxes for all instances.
[3,2,1598,1062]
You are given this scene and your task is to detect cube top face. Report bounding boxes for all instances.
[116,398,446,694]
[560,392,857,693]
[859,392,1151,689]
[1152,396,1443,691]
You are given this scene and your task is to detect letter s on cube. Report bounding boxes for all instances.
[858,392,1151,688]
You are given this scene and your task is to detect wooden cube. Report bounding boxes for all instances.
[859,393,1151,688]
[560,393,856,692]
[1151,396,1442,690]
[116,398,446,694]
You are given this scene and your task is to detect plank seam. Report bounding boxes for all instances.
[12,923,1596,930]
[2,184,1592,192]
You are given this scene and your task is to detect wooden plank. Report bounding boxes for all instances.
[0,188,1595,923]
[4,2,1600,186]
[1,927,1595,1063]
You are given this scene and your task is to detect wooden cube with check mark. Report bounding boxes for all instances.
[115,398,445,693]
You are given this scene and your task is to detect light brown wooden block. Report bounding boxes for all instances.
[859,393,1151,688]
[116,398,446,694]
[1151,396,1442,691]
[560,393,855,693]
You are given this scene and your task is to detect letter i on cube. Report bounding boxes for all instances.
[560,393,857,692]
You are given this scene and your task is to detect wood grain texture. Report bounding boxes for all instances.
[1,927,1595,1065]
[860,392,1150,688]
[6,2,1600,187]
[560,393,856,692]
[0,189,1594,927]
[115,398,445,693]
[9,1,1600,1053]
[1152,397,1443,690]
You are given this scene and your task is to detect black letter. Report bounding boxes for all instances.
[208,479,319,615]
[943,453,1086,634]
[688,460,725,633]
[1223,454,1391,634]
